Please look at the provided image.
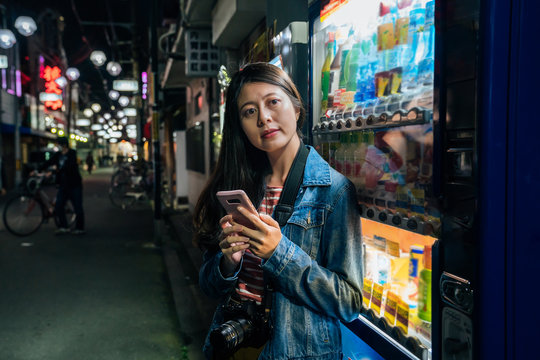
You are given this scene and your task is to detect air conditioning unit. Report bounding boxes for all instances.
[185,29,220,77]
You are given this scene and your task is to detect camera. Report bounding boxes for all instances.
[210,293,272,356]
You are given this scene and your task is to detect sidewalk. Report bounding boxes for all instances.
[162,209,219,360]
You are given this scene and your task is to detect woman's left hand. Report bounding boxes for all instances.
[233,206,282,259]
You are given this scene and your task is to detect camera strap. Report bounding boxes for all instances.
[273,142,310,227]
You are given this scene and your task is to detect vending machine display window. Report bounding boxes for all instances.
[310,1,438,359]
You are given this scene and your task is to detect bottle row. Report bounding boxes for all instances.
[360,204,440,237]
[313,106,428,133]
[361,236,433,359]
[319,0,435,120]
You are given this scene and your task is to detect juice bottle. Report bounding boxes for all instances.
[327,30,346,110]
[321,32,335,116]
[354,132,369,190]
[418,245,432,322]
[407,244,424,310]
[344,132,357,181]
[334,133,348,174]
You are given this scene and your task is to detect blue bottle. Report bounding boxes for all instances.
[418,1,435,85]
[401,2,426,90]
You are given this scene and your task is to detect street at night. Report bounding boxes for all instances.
[0,169,190,360]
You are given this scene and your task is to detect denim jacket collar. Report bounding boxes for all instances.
[302,145,331,187]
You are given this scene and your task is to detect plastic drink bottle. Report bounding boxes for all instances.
[402,0,426,90]
[321,33,335,116]
[418,245,432,322]
[418,0,435,85]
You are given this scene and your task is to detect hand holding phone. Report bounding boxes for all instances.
[216,190,259,228]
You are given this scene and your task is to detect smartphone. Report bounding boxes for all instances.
[216,190,258,228]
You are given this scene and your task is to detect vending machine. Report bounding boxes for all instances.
[309,0,479,359]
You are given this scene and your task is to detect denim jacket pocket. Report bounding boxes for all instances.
[286,206,325,259]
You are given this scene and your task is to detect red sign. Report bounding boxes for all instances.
[40,65,63,110]
[320,0,349,22]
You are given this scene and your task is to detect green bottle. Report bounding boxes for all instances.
[418,245,432,322]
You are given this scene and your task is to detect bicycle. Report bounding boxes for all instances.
[2,174,76,236]
[109,165,153,210]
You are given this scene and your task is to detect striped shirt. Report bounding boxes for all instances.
[235,186,283,304]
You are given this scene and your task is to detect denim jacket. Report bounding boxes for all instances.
[199,146,363,359]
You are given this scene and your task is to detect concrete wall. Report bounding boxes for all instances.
[186,78,211,211]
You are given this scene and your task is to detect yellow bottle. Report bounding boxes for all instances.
[321,33,335,115]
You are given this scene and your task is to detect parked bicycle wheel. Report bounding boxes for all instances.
[3,194,45,236]
[109,183,136,209]
[53,200,77,229]
[111,169,130,187]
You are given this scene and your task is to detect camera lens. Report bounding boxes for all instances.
[210,318,253,353]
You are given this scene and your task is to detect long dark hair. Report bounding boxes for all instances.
[193,62,305,250]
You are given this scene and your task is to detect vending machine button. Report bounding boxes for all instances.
[392,215,402,226]
[407,218,418,230]
[391,326,405,344]
[345,119,352,128]
[366,208,375,218]
[355,117,363,128]
[378,212,388,222]
[336,120,343,129]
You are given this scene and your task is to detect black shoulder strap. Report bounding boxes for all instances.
[273,142,310,227]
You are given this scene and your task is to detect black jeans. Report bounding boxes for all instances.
[55,186,84,230]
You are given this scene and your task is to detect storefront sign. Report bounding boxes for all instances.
[0,55,8,69]
[40,65,63,110]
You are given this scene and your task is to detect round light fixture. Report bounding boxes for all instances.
[106,61,122,76]
[90,50,107,66]
[91,103,102,113]
[118,96,130,107]
[66,68,80,81]
[103,113,111,120]
[14,16,37,36]
[0,29,16,49]
[55,76,68,88]
[116,110,125,119]
[108,90,120,100]
[83,108,94,117]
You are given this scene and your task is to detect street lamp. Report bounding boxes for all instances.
[14,16,37,36]
[106,61,122,76]
[66,67,80,81]
[91,103,101,113]
[118,95,130,107]
[90,50,107,66]
[108,90,119,100]
[0,29,15,49]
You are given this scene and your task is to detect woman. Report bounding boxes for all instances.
[193,63,362,359]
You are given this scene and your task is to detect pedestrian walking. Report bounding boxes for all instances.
[38,136,85,235]
[193,63,363,359]
[85,152,95,174]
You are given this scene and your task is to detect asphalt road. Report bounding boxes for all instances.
[0,167,186,360]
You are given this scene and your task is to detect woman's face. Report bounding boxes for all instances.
[237,82,300,155]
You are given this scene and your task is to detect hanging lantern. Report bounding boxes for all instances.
[66,67,80,81]
[14,16,37,36]
[106,61,122,76]
[0,29,16,49]
[90,50,107,66]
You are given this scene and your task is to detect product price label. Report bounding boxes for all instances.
[371,283,384,315]
[362,278,373,308]
[396,298,410,335]
[384,291,398,326]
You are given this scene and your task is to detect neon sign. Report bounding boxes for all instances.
[40,65,63,110]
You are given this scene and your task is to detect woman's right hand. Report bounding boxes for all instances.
[218,214,250,276]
